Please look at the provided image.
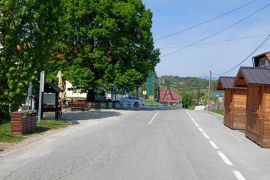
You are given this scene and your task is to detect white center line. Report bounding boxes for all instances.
[198,128,204,132]
[209,140,219,150]
[217,151,234,166]
[202,132,210,140]
[233,170,246,180]
[185,110,245,179]
[148,111,160,125]
[185,110,200,127]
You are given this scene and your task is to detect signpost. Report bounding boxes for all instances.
[143,90,147,100]
[38,71,45,121]
[215,91,221,98]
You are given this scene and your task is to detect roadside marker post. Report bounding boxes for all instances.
[38,71,45,122]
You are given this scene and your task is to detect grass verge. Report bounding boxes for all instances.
[0,120,69,143]
[210,110,224,116]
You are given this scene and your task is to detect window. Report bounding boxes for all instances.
[258,58,269,67]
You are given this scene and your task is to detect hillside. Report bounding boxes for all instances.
[159,76,217,92]
[158,76,218,106]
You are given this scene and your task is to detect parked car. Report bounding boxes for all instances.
[120,96,144,107]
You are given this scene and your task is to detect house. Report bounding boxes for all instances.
[160,87,182,105]
[216,76,247,130]
[253,51,270,68]
[235,67,270,148]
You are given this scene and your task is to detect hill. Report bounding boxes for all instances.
[159,76,217,92]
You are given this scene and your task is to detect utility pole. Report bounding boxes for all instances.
[207,70,212,110]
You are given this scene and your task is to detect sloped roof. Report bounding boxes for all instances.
[44,83,64,93]
[235,67,270,87]
[216,76,235,90]
[160,87,182,103]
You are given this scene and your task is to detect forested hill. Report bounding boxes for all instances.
[159,75,218,93]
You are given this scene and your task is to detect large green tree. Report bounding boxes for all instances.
[0,0,63,122]
[63,0,160,101]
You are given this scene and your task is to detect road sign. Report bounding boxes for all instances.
[143,91,147,95]
[215,91,221,98]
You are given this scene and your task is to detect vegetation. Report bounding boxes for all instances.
[159,75,218,106]
[182,92,193,108]
[0,0,64,122]
[144,99,163,106]
[62,0,159,101]
[210,110,224,116]
[0,120,69,143]
[0,0,159,122]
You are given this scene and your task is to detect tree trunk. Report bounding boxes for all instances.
[87,89,96,102]
[0,105,10,123]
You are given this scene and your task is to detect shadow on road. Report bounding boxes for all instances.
[44,106,177,122]
[59,111,123,122]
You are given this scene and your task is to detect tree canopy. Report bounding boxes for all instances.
[0,0,63,122]
[0,0,159,121]
[62,0,159,100]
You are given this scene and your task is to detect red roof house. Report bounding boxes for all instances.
[160,87,182,103]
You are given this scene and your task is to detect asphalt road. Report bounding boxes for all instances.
[1,109,270,180]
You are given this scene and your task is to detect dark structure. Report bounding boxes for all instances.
[217,77,247,130]
[42,83,63,120]
[235,67,270,148]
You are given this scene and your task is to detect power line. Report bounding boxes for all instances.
[161,2,270,58]
[156,0,258,41]
[213,32,270,76]
[158,33,268,49]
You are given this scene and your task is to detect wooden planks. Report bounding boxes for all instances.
[245,86,270,148]
[10,111,37,135]
[223,89,247,130]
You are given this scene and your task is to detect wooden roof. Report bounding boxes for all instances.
[253,51,270,67]
[235,67,270,87]
[216,76,235,90]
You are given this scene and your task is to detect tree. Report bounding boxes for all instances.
[182,92,193,109]
[62,0,160,101]
[0,0,63,122]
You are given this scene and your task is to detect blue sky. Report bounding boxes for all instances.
[142,0,270,78]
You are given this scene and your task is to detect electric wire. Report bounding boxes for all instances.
[161,2,270,58]
[158,33,268,49]
[157,0,258,41]
[213,33,270,76]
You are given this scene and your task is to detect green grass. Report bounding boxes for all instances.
[144,99,162,106]
[0,123,26,143]
[210,110,224,116]
[0,120,69,143]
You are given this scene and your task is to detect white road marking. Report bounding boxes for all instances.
[233,170,246,180]
[148,111,160,125]
[185,111,199,127]
[202,132,210,139]
[185,110,245,178]
[209,140,219,150]
[217,151,233,166]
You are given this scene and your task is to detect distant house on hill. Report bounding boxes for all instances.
[160,87,182,106]
[253,51,270,68]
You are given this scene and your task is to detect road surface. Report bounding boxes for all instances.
[1,109,270,180]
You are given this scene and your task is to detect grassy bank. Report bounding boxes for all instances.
[0,120,69,143]
[210,110,224,116]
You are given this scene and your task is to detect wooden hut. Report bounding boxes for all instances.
[216,77,247,130]
[235,67,270,148]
